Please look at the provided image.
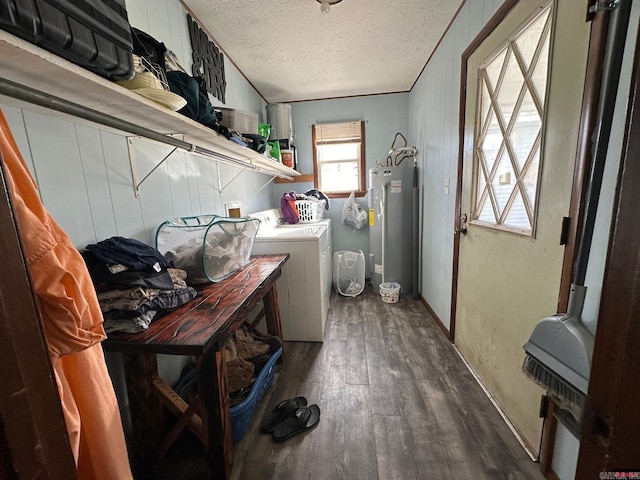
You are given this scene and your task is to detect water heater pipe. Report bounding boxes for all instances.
[412,165,420,299]
[381,183,388,285]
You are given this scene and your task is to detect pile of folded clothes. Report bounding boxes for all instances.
[82,236,198,333]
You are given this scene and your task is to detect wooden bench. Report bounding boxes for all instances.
[103,254,288,479]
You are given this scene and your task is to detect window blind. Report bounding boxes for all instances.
[315,121,362,145]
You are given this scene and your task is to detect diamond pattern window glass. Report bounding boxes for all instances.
[473,4,552,235]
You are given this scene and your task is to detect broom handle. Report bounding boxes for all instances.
[566,284,587,318]
[574,0,631,285]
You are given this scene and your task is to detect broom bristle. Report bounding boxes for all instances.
[522,354,585,408]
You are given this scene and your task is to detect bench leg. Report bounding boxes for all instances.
[123,353,164,479]
[199,347,233,478]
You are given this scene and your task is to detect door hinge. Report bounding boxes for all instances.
[586,0,620,21]
[560,216,570,245]
[539,394,549,418]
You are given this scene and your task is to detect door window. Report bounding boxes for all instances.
[473,4,552,235]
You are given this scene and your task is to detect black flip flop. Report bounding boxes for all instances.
[272,404,321,442]
[260,396,307,433]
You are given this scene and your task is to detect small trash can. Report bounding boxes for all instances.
[379,282,401,303]
[333,250,365,297]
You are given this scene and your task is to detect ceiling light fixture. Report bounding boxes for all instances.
[316,0,342,15]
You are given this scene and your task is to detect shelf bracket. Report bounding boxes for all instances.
[0,79,300,198]
[257,175,277,194]
[215,161,248,195]
[129,137,179,198]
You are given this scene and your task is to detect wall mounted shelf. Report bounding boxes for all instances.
[0,30,299,183]
[275,173,315,183]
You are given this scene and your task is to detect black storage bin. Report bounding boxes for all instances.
[0,0,134,80]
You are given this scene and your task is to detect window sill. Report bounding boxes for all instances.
[274,175,366,198]
[326,191,367,199]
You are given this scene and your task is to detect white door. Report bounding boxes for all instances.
[454,0,590,452]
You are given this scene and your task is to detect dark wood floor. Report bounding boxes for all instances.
[159,287,543,480]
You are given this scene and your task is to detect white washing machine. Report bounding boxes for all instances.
[250,209,332,342]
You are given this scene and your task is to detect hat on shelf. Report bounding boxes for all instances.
[116,55,187,111]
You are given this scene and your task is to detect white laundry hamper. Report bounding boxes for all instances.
[333,250,365,297]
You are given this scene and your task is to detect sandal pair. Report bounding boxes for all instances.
[260,396,321,442]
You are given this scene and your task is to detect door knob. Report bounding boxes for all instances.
[455,213,468,235]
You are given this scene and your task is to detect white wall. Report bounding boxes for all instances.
[409,0,504,329]
[279,94,410,255]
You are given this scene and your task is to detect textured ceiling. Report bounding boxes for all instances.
[181,0,464,103]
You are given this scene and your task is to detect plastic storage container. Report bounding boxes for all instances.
[333,250,365,297]
[218,107,259,134]
[379,282,401,303]
[155,215,260,284]
[230,346,281,442]
[295,199,325,223]
[0,0,134,80]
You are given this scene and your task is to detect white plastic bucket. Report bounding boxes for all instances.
[379,282,400,303]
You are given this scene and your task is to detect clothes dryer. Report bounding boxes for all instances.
[250,210,332,342]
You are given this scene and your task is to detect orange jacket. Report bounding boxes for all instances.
[0,109,132,480]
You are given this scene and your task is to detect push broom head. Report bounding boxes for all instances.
[522,350,586,408]
[522,285,595,410]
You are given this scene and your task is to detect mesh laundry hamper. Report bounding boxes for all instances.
[333,250,365,297]
[155,214,260,284]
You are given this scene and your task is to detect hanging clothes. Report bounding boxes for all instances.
[0,109,133,480]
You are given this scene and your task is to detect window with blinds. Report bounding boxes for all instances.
[312,121,366,196]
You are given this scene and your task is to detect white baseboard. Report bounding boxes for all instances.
[452,345,539,462]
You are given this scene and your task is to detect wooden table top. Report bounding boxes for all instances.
[102,254,289,356]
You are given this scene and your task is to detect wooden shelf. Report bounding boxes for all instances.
[0,30,299,179]
[275,174,314,183]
